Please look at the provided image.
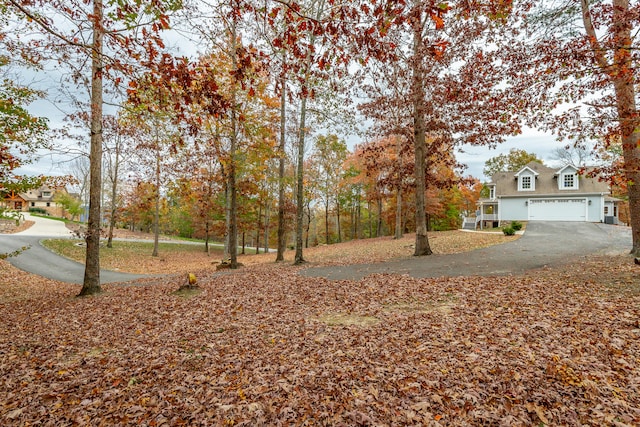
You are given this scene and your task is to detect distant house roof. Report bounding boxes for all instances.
[19,186,65,202]
[490,161,609,197]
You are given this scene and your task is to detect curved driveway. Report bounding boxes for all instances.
[1,218,632,283]
[0,213,145,284]
[302,222,632,280]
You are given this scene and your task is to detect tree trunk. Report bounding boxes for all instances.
[350,205,355,240]
[324,199,330,244]
[395,186,403,239]
[223,177,231,260]
[411,16,433,256]
[336,200,341,243]
[256,204,261,254]
[227,18,239,268]
[611,0,640,255]
[276,73,287,262]
[106,131,120,249]
[304,201,311,249]
[356,196,361,239]
[395,137,403,240]
[79,0,104,296]
[152,137,160,257]
[376,196,383,237]
[294,95,308,264]
[263,202,270,253]
[205,221,210,255]
[580,0,640,255]
[367,199,372,238]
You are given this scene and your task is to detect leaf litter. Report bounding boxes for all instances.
[0,240,639,425]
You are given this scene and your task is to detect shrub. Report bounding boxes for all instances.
[502,226,515,236]
[29,207,48,215]
[511,221,523,231]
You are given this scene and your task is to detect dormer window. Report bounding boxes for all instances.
[42,191,51,197]
[489,185,495,199]
[515,166,538,192]
[563,174,574,188]
[557,165,579,190]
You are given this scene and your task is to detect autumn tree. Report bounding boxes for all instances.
[123,74,182,258]
[6,0,179,295]
[0,6,48,186]
[359,1,523,256]
[310,134,348,244]
[103,114,132,248]
[512,0,640,254]
[483,148,544,177]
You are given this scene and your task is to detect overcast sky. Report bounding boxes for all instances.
[17,111,564,183]
[458,129,566,179]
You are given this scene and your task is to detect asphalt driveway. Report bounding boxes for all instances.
[302,222,632,280]
[0,214,145,285]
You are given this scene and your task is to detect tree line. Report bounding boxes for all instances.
[1,0,638,296]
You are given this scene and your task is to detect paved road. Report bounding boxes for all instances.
[302,222,632,281]
[0,214,145,284]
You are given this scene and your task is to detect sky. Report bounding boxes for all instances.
[17,106,565,183]
[458,129,566,179]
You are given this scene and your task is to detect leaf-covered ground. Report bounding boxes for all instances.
[1,237,639,425]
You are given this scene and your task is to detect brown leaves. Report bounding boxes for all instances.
[1,249,639,425]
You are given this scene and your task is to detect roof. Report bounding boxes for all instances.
[19,186,62,202]
[490,161,609,197]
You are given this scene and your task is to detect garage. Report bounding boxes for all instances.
[528,198,587,221]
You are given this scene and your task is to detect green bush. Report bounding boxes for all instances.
[511,221,523,231]
[29,207,48,215]
[502,226,515,236]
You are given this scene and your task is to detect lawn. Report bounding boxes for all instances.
[41,230,519,274]
[42,240,225,275]
[1,230,639,425]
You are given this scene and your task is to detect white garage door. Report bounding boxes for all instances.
[528,198,587,221]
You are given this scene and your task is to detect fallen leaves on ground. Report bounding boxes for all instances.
[0,251,638,426]
[1,220,34,234]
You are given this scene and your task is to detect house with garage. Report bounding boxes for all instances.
[472,161,620,229]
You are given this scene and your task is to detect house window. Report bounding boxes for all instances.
[42,191,51,197]
[561,173,577,189]
[604,206,609,215]
[519,175,534,191]
[46,202,50,207]
[31,202,35,207]
[489,186,495,199]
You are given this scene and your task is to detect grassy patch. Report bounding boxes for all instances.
[30,214,74,223]
[42,239,222,274]
[315,313,381,327]
[384,295,456,315]
[173,286,203,299]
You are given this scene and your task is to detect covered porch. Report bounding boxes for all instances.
[462,199,500,230]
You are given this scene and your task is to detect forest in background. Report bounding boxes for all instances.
[1,0,639,295]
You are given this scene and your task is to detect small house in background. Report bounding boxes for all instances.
[1,186,69,218]
[466,162,622,229]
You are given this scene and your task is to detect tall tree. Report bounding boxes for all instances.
[515,0,640,254]
[359,1,522,256]
[6,0,178,295]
